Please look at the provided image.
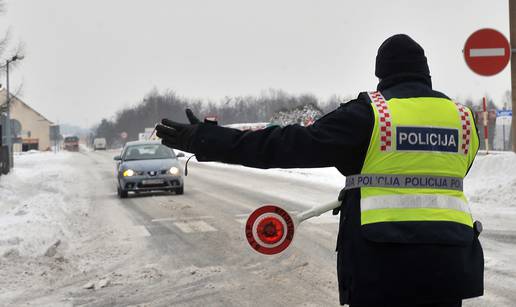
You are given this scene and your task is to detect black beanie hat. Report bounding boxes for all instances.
[375,34,430,79]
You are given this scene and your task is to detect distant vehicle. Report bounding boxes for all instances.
[63,136,79,152]
[93,138,107,150]
[138,127,159,141]
[113,140,185,198]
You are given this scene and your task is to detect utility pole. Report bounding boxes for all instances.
[510,1,516,152]
[5,58,11,168]
[3,55,24,171]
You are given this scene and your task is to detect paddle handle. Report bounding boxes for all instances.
[296,200,341,223]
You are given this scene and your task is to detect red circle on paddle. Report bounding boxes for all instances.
[257,217,284,244]
[245,205,295,255]
[464,28,510,76]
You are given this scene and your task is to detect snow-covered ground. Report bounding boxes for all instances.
[1,151,89,257]
[0,150,515,306]
[0,151,145,305]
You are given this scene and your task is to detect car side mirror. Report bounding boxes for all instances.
[176,152,185,158]
[113,155,121,161]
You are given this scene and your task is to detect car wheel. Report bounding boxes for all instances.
[175,186,184,195]
[117,186,128,198]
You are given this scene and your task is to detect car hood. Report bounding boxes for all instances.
[121,158,180,171]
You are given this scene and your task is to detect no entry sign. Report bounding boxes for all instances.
[464,28,511,76]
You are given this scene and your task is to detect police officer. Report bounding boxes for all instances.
[156,34,483,307]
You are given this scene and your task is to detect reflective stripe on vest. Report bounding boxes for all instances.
[344,174,463,191]
[361,194,473,226]
[358,91,479,234]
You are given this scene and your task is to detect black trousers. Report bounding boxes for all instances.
[351,301,462,307]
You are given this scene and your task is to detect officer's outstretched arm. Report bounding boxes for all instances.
[191,99,373,170]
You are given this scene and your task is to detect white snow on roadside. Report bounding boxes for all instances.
[466,153,516,203]
[466,152,516,229]
[0,151,144,305]
[179,154,346,188]
[0,151,86,256]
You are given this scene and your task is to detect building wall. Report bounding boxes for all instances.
[0,91,53,151]
[10,99,52,151]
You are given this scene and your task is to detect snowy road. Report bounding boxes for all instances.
[87,149,342,306]
[1,150,515,306]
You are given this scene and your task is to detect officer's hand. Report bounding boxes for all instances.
[156,109,200,152]
[332,188,347,215]
[185,108,201,124]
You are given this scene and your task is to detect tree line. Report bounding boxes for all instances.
[93,87,512,149]
[92,88,349,148]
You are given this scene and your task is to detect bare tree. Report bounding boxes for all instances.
[93,86,362,146]
[0,1,25,86]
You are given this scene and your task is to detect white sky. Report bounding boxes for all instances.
[1,0,511,127]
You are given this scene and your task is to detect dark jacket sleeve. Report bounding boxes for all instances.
[192,95,373,175]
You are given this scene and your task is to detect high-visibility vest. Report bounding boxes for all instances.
[348,91,479,245]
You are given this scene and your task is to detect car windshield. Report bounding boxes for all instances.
[64,136,78,142]
[123,144,175,161]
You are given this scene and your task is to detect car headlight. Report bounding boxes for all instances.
[123,169,135,177]
[169,167,180,176]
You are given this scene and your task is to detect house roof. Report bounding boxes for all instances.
[0,89,53,125]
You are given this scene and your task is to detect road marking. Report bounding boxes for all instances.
[152,216,213,222]
[174,221,217,233]
[470,48,505,57]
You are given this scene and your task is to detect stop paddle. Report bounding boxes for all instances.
[245,200,341,255]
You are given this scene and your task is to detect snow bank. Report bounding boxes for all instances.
[0,152,89,257]
[465,152,516,231]
[0,151,149,304]
[183,155,345,188]
[465,153,516,207]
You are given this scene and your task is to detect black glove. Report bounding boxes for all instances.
[156,109,201,152]
[332,188,347,215]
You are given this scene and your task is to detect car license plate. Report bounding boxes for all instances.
[142,179,164,185]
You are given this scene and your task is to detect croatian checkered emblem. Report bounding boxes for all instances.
[454,102,472,155]
[368,91,392,151]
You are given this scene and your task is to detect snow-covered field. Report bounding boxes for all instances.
[0,150,515,306]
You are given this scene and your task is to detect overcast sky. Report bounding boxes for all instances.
[0,0,511,127]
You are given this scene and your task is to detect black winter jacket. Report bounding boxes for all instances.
[192,77,484,306]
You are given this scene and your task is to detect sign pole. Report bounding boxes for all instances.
[510,1,516,152]
[503,116,506,151]
[483,97,489,153]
